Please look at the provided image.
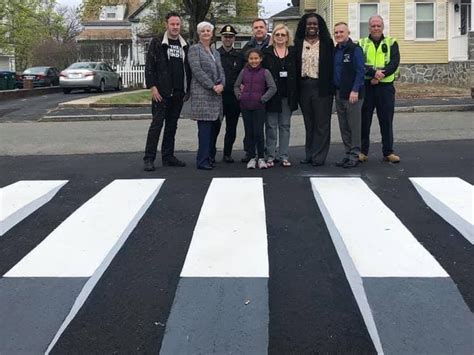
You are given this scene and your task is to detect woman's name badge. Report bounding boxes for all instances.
[279,71,288,77]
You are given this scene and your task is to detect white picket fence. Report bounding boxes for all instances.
[115,65,146,88]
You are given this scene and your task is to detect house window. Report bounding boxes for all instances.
[107,12,116,19]
[359,4,379,39]
[415,3,434,39]
[460,0,472,35]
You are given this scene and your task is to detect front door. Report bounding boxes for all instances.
[449,0,472,60]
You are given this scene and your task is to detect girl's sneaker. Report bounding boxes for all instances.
[247,158,257,169]
[258,158,268,169]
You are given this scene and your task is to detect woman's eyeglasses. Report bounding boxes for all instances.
[274,33,287,37]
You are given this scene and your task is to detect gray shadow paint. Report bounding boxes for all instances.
[363,277,474,355]
[0,277,88,354]
[160,277,268,355]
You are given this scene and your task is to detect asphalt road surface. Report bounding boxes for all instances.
[0,141,472,354]
[0,91,99,123]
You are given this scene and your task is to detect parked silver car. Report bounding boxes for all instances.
[60,62,122,94]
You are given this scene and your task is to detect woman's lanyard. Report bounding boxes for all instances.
[274,47,288,78]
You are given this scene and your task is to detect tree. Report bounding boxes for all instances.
[141,0,259,41]
[182,0,213,42]
[0,0,79,70]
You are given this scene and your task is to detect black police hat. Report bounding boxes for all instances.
[220,25,237,36]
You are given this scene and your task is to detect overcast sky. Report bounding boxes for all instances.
[56,0,289,17]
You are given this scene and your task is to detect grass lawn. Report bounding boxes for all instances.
[95,83,470,105]
[96,90,150,104]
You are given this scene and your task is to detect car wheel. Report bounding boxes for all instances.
[97,80,105,93]
[115,79,122,91]
[63,88,71,94]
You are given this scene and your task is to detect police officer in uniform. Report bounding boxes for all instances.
[359,15,400,163]
[212,25,244,163]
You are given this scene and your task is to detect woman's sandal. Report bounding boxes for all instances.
[281,159,292,167]
[267,159,275,167]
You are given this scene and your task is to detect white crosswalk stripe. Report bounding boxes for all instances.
[410,177,473,244]
[161,178,269,354]
[0,180,68,236]
[0,176,472,354]
[1,179,164,354]
[180,177,268,278]
[310,177,472,354]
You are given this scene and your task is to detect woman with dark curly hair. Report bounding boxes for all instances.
[294,13,334,166]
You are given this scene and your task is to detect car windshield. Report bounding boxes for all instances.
[68,63,97,70]
[23,67,48,74]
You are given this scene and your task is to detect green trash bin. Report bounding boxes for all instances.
[0,71,16,90]
[0,72,7,90]
[7,72,16,90]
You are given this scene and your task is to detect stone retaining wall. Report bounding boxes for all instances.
[399,61,473,88]
[468,31,474,60]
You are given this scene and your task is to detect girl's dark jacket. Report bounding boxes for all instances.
[262,45,299,113]
[294,37,335,97]
[145,32,192,97]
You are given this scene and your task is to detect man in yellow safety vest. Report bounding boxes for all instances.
[359,15,401,163]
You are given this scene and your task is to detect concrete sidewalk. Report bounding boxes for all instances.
[1,111,472,156]
[45,92,474,122]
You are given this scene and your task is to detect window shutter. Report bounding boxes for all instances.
[380,2,390,36]
[348,3,359,40]
[405,2,415,40]
[436,2,446,40]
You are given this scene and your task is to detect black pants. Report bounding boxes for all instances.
[361,82,395,156]
[241,109,265,159]
[211,92,241,159]
[299,79,334,165]
[143,94,184,162]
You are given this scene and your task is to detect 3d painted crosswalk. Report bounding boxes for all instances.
[310,178,472,354]
[161,178,269,354]
[0,180,68,236]
[0,176,472,354]
[0,179,164,354]
[410,177,473,244]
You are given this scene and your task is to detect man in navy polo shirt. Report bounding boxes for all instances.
[333,22,365,168]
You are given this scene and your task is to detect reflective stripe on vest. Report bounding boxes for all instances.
[360,36,396,83]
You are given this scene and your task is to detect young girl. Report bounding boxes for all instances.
[234,49,277,169]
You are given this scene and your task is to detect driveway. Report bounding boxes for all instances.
[0,91,103,123]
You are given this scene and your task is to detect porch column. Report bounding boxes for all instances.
[469,0,474,59]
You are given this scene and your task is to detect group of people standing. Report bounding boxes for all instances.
[143,11,400,171]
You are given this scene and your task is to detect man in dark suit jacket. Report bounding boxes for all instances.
[214,24,244,163]
[143,12,192,171]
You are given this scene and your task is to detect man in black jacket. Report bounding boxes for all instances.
[143,12,191,171]
[214,24,244,163]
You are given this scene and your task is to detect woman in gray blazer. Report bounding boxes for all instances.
[188,21,226,170]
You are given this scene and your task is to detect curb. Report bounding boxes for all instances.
[41,104,474,122]
[0,87,63,101]
[41,113,154,122]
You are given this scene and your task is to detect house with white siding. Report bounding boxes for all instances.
[272,0,473,87]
